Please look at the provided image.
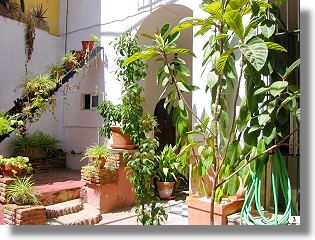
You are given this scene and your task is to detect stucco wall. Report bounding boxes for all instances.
[0,17,64,156]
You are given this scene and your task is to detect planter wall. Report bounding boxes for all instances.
[4,204,46,225]
[81,168,119,185]
[0,178,14,204]
[186,195,244,225]
[82,149,135,213]
[29,155,66,173]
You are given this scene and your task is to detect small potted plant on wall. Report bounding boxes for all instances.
[82,143,111,168]
[62,52,78,71]
[81,34,100,53]
[96,101,135,150]
[155,144,181,200]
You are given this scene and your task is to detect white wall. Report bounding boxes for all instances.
[0,17,64,156]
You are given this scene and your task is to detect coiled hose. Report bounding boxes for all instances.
[240,149,296,225]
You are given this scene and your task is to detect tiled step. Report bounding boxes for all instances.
[46,199,83,219]
[46,204,101,225]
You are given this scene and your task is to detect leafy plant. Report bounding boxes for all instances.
[62,53,78,65]
[6,176,41,205]
[1,156,33,173]
[124,0,300,225]
[8,131,60,156]
[19,74,57,98]
[91,34,100,43]
[125,138,168,225]
[82,143,111,168]
[48,63,65,82]
[0,116,14,136]
[155,144,180,182]
[30,3,47,21]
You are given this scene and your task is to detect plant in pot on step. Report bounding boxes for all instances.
[82,143,111,169]
[62,52,78,71]
[48,63,65,84]
[124,0,300,225]
[155,144,181,200]
[6,176,41,205]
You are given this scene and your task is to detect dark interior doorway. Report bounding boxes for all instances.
[154,99,176,152]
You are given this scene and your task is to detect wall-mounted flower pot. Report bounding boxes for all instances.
[75,50,85,62]
[157,181,175,200]
[186,194,245,225]
[82,40,95,53]
[65,61,75,71]
[109,126,135,150]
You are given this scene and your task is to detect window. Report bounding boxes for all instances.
[82,94,99,110]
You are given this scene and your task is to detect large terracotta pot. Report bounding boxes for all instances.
[186,194,245,225]
[3,166,22,177]
[157,181,175,200]
[110,126,135,150]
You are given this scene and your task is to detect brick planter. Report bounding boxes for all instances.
[81,168,119,185]
[83,149,136,213]
[4,204,46,225]
[0,178,14,204]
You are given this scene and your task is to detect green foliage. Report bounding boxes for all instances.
[125,138,168,225]
[0,116,14,136]
[155,144,182,182]
[82,143,111,168]
[8,131,60,156]
[0,156,33,173]
[124,0,300,209]
[6,176,41,205]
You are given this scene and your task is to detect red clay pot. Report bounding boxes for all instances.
[157,181,175,200]
[65,61,75,70]
[3,166,22,177]
[92,157,107,169]
[110,126,135,150]
[82,40,95,52]
[186,194,245,225]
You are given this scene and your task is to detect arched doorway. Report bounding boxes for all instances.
[154,98,176,151]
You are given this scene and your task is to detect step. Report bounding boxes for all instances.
[46,199,83,219]
[46,204,101,225]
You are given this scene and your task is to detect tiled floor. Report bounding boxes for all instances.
[99,199,189,225]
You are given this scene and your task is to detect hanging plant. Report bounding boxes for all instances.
[25,17,36,72]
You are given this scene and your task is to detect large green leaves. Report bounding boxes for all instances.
[239,37,268,71]
[215,48,236,73]
[224,10,244,40]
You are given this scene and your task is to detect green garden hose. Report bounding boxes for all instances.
[240,149,296,225]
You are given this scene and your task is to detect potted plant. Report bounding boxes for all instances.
[8,131,60,160]
[6,176,41,205]
[62,52,78,71]
[81,34,100,53]
[2,156,32,177]
[124,0,300,225]
[97,101,135,149]
[47,63,65,83]
[82,143,111,168]
[155,144,181,200]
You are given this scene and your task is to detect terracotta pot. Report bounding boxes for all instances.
[110,126,135,150]
[157,181,175,200]
[92,157,107,169]
[186,194,245,225]
[3,166,22,177]
[82,40,95,52]
[65,61,75,70]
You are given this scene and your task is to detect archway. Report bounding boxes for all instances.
[154,98,176,151]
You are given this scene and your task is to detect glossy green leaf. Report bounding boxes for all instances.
[203,1,222,20]
[224,10,244,40]
[261,20,276,38]
[239,37,268,71]
[227,175,240,196]
[269,81,288,96]
[216,48,235,73]
[280,59,301,79]
[170,18,205,35]
[123,52,142,66]
[258,112,271,126]
[160,23,170,37]
[265,42,287,52]
[165,48,196,57]
[207,71,218,89]
[178,99,185,111]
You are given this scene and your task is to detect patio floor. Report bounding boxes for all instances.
[0,168,189,225]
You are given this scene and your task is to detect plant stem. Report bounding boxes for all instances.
[216,128,299,188]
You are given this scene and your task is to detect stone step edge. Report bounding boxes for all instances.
[46,204,102,225]
[46,199,83,219]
